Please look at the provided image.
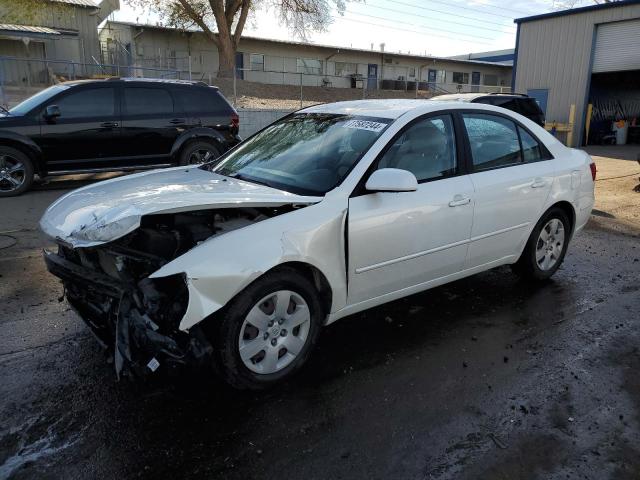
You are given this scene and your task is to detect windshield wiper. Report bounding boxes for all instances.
[0,105,10,114]
[226,172,274,189]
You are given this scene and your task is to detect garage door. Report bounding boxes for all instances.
[592,19,640,73]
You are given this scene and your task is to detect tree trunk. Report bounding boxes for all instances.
[216,35,236,78]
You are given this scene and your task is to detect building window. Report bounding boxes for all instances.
[335,61,357,76]
[428,69,446,83]
[452,72,469,84]
[250,53,264,71]
[297,58,322,75]
[408,67,416,78]
[484,74,498,86]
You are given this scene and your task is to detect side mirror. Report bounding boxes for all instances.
[44,105,61,120]
[365,168,418,192]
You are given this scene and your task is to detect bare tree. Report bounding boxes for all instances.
[0,0,72,25]
[126,0,354,77]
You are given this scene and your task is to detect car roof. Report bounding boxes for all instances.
[300,99,518,120]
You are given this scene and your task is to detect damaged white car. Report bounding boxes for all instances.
[41,100,595,389]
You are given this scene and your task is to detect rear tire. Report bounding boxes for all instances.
[512,207,571,281]
[211,268,323,390]
[178,140,221,166]
[0,146,34,197]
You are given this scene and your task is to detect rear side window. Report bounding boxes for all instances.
[463,113,521,170]
[518,126,544,162]
[517,99,543,117]
[173,88,224,114]
[124,88,174,115]
[55,88,115,118]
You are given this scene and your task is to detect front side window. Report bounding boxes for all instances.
[209,113,391,195]
[377,115,457,182]
[55,88,115,118]
[124,87,173,115]
[453,72,469,84]
[250,53,264,71]
[9,84,69,115]
[463,113,521,170]
[297,58,322,75]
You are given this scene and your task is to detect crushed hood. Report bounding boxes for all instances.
[40,166,321,248]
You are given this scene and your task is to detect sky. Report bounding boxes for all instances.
[112,0,598,57]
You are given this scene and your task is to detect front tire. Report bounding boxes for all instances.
[0,146,34,197]
[212,268,323,390]
[512,207,571,281]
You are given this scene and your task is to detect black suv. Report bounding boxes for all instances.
[0,78,240,196]
[435,93,546,127]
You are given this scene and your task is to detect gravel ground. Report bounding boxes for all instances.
[0,153,639,480]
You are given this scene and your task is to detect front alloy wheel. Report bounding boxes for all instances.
[0,147,34,197]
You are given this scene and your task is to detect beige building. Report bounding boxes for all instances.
[513,1,640,146]
[99,20,512,94]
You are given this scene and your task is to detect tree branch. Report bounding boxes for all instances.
[176,0,220,46]
[233,1,250,48]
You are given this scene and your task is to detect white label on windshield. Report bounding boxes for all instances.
[343,119,387,132]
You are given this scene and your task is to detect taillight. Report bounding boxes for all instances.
[231,112,239,131]
[589,162,597,181]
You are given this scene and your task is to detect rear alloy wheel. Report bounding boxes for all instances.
[0,147,34,197]
[212,268,323,390]
[178,140,221,166]
[512,207,570,281]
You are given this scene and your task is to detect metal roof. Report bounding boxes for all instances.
[515,0,640,24]
[0,24,61,35]
[52,0,98,7]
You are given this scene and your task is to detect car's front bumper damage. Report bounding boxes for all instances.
[43,248,212,379]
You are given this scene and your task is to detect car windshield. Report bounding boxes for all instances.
[9,84,69,115]
[207,113,391,196]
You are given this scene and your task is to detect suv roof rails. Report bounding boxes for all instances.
[488,92,528,97]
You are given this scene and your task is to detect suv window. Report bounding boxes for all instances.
[173,88,222,114]
[377,115,457,182]
[517,98,543,117]
[54,88,115,118]
[124,87,174,115]
[463,113,521,171]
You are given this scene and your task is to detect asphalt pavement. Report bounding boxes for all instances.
[1,177,639,480]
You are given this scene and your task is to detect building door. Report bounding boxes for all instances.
[527,89,549,116]
[367,64,377,90]
[471,71,481,92]
[427,69,437,88]
[235,52,244,79]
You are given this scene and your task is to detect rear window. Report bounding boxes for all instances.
[517,99,543,117]
[174,87,225,114]
[124,87,174,115]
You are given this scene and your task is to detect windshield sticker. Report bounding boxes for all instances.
[343,119,387,132]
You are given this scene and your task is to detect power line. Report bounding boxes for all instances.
[363,2,516,34]
[387,0,517,23]
[346,10,499,41]
[446,0,533,16]
[337,16,496,46]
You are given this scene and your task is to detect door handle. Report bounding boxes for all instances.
[170,118,186,124]
[531,177,547,188]
[100,121,119,128]
[448,195,471,207]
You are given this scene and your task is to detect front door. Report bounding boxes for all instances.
[367,64,378,90]
[347,114,474,305]
[38,85,120,172]
[461,112,554,268]
[471,71,481,92]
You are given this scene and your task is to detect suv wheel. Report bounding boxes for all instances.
[178,140,221,166]
[0,146,34,197]
[212,268,323,390]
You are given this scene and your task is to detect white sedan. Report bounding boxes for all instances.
[41,100,595,389]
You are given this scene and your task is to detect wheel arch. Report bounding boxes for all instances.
[170,128,227,160]
[547,200,576,236]
[0,136,44,175]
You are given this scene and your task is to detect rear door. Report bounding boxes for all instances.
[461,112,555,268]
[119,84,179,165]
[38,85,120,171]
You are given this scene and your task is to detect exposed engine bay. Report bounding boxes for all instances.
[44,206,296,378]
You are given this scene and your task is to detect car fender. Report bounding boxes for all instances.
[170,128,231,158]
[149,196,348,331]
[0,129,45,174]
